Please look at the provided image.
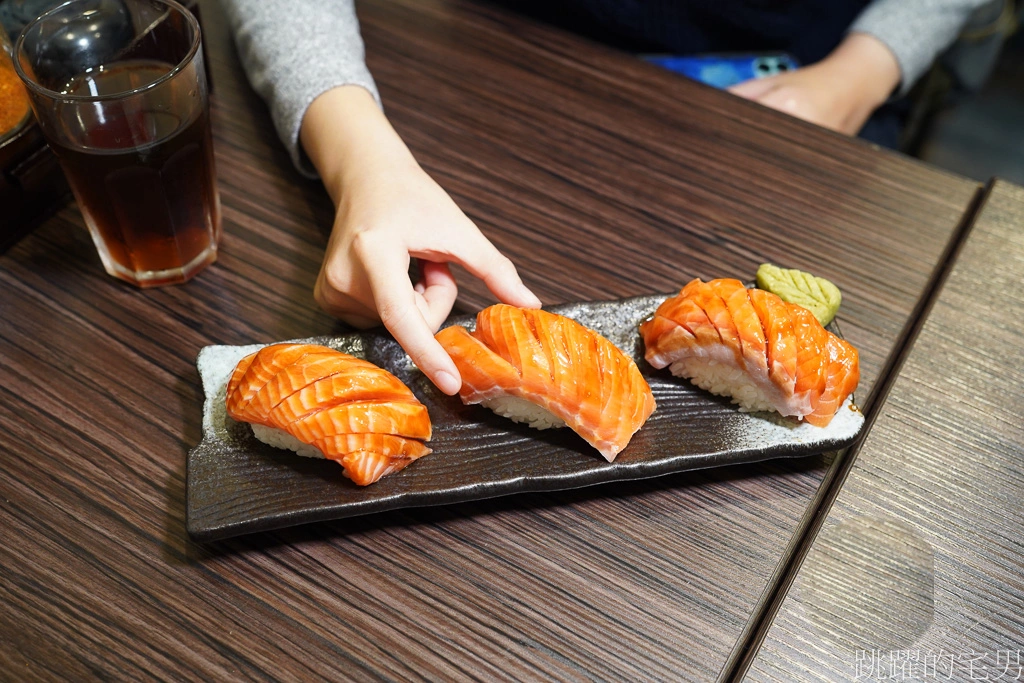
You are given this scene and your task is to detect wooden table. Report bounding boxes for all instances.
[0,0,986,679]
[745,179,1024,682]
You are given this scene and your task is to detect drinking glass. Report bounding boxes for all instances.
[15,0,220,287]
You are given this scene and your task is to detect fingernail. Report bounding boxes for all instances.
[520,285,542,308]
[435,370,461,396]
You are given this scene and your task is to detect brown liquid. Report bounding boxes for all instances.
[52,59,219,286]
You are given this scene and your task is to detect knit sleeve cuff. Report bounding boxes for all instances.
[222,0,381,178]
[849,0,988,96]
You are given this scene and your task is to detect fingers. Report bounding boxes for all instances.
[314,267,379,324]
[439,228,542,309]
[413,260,459,331]
[313,165,538,398]
[317,255,461,393]
[756,87,800,114]
[317,287,378,326]
[361,245,463,395]
[728,76,779,100]
[729,76,821,127]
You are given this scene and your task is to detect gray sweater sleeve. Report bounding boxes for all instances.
[219,0,380,177]
[849,0,992,95]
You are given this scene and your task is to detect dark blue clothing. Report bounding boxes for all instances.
[506,0,904,148]
[526,0,871,70]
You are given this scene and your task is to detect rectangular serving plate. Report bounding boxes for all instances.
[186,295,864,542]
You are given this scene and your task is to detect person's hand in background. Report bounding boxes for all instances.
[728,32,901,136]
[300,86,542,396]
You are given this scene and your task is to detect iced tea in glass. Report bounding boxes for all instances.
[15,0,220,287]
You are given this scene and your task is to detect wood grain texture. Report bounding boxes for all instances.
[0,0,979,679]
[746,181,1024,682]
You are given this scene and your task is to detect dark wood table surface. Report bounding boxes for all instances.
[745,179,1024,682]
[0,0,988,679]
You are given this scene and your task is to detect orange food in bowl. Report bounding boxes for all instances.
[0,55,30,136]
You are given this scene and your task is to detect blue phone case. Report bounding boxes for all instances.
[642,53,800,89]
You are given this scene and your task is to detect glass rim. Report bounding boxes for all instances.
[12,0,201,103]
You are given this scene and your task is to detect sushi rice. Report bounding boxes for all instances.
[251,423,324,459]
[670,358,776,413]
[481,396,567,430]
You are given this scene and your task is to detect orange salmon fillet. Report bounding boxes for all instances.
[314,434,432,460]
[227,344,326,422]
[788,304,830,413]
[748,288,798,398]
[266,368,416,428]
[315,434,432,486]
[335,451,417,487]
[225,344,431,485]
[640,279,859,426]
[244,351,360,423]
[804,335,860,427]
[710,279,769,378]
[436,305,656,462]
[287,401,432,444]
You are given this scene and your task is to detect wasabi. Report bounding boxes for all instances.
[756,263,842,327]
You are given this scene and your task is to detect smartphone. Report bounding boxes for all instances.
[642,53,800,89]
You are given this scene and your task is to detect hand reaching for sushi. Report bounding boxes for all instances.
[728,33,900,136]
[300,86,542,395]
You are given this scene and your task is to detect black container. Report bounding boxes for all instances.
[1,4,69,253]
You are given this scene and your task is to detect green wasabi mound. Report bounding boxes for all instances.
[756,263,842,327]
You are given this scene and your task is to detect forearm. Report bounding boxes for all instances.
[300,86,417,205]
[728,31,900,135]
[821,32,901,126]
[219,0,380,177]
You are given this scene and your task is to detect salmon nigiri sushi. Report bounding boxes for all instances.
[225,343,432,486]
[639,278,859,427]
[436,305,656,462]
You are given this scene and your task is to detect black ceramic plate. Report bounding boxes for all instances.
[186,295,864,541]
